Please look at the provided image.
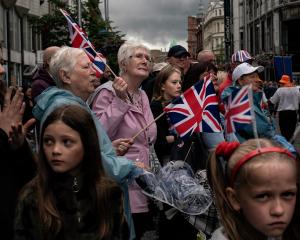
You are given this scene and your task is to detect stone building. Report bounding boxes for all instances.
[202,1,225,63]
[232,0,300,80]
[0,0,50,86]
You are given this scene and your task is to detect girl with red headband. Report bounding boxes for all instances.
[207,139,300,240]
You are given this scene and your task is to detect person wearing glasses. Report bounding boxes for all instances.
[33,46,143,240]
[90,42,157,239]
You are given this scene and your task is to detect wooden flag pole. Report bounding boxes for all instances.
[132,112,166,140]
[59,9,133,101]
[97,57,133,103]
[248,84,261,149]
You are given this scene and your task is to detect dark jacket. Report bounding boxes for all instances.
[14,174,129,240]
[0,128,36,240]
[150,100,176,164]
[31,68,55,101]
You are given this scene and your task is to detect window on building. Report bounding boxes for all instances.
[261,20,265,51]
[9,8,21,51]
[0,5,6,48]
[266,17,273,52]
[240,31,244,50]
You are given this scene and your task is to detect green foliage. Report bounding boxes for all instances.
[29,0,125,73]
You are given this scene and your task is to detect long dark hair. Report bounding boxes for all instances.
[32,105,123,238]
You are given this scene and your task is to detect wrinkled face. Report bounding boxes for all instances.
[234,161,297,238]
[126,48,151,80]
[238,72,263,91]
[67,53,96,100]
[162,71,182,101]
[168,55,188,72]
[43,120,84,174]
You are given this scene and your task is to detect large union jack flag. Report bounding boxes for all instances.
[60,9,106,77]
[224,85,252,134]
[164,74,222,139]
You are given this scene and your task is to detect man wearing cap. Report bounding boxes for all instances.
[221,62,277,143]
[167,45,194,88]
[218,50,254,97]
[270,74,300,141]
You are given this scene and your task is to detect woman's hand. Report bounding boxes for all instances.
[0,87,24,135]
[8,118,36,150]
[112,77,129,101]
[112,138,133,156]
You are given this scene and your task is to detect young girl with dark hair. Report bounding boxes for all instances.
[208,138,300,240]
[14,105,128,240]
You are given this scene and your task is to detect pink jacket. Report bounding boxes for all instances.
[91,81,157,213]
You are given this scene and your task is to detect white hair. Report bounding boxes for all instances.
[117,42,150,75]
[49,46,85,88]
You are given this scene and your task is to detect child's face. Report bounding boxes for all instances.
[231,160,297,238]
[43,120,84,174]
[161,71,182,100]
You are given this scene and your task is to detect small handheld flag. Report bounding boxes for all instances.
[60,9,106,77]
[164,74,222,140]
[224,85,252,134]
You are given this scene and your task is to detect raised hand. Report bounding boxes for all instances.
[112,77,129,101]
[9,118,36,150]
[0,87,25,135]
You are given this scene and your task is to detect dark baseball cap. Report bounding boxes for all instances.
[167,45,190,58]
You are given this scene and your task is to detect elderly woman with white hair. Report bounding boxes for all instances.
[90,42,157,239]
[33,46,141,240]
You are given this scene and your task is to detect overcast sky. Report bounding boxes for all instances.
[100,0,208,51]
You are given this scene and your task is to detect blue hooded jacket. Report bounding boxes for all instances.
[33,87,141,239]
[221,86,276,142]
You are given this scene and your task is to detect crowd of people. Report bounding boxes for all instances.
[0,42,300,240]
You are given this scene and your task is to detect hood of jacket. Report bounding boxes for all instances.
[32,67,55,85]
[33,87,85,125]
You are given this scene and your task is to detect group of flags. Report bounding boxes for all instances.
[60,9,253,141]
[164,74,252,140]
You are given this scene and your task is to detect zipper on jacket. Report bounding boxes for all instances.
[72,177,81,224]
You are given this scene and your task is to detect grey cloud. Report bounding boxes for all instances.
[105,0,208,49]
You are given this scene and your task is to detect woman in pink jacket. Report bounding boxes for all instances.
[90,42,157,239]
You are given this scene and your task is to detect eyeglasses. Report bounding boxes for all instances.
[130,53,152,63]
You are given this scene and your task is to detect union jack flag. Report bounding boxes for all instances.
[224,85,252,134]
[60,9,106,77]
[164,74,222,139]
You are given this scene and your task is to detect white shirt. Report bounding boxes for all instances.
[270,86,300,111]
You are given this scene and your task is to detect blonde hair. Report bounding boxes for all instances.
[208,139,299,240]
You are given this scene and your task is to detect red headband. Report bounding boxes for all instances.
[215,142,296,185]
[230,147,295,185]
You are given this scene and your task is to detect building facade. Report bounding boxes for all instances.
[202,1,225,63]
[0,0,50,87]
[231,0,300,80]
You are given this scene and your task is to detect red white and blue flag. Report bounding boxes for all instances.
[60,9,106,77]
[164,74,222,139]
[224,85,252,134]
